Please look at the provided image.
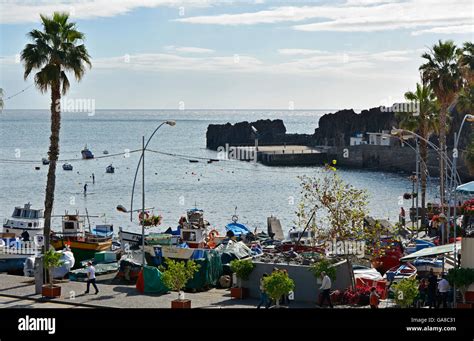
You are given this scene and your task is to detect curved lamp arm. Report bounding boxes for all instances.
[129,120,176,221]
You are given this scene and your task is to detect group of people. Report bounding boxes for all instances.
[417,268,451,308]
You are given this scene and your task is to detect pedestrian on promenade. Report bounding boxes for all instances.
[84,261,99,295]
[257,273,270,309]
[427,268,437,308]
[369,287,380,309]
[437,275,450,308]
[319,271,333,308]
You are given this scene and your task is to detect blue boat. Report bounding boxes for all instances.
[91,224,114,238]
[225,214,250,237]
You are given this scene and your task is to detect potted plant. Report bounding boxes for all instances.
[447,268,474,308]
[42,248,64,298]
[229,259,255,299]
[263,270,295,308]
[161,258,200,308]
[392,277,419,308]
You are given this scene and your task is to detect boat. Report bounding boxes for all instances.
[62,163,73,171]
[3,203,44,238]
[42,158,50,165]
[118,227,148,250]
[106,164,115,173]
[51,213,112,266]
[81,146,94,159]
[69,251,118,282]
[0,233,42,274]
[412,257,444,275]
[90,224,114,238]
[23,247,75,278]
[405,239,435,254]
[103,150,109,155]
[225,214,251,238]
[275,227,325,253]
[383,262,417,283]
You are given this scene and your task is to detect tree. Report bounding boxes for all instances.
[43,248,63,288]
[393,277,419,308]
[21,12,91,251]
[263,270,295,308]
[396,83,439,226]
[161,258,200,299]
[447,267,474,304]
[458,42,474,85]
[420,40,463,209]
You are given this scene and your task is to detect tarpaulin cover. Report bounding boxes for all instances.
[141,265,169,294]
[185,250,223,290]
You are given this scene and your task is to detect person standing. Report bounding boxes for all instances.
[418,278,428,307]
[83,183,88,195]
[437,275,450,308]
[427,268,438,309]
[319,271,333,308]
[84,261,99,295]
[257,273,270,309]
[399,207,406,227]
[369,287,380,309]
[92,173,95,184]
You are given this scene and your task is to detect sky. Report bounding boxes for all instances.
[0,0,473,110]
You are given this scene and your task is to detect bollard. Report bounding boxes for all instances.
[34,255,44,294]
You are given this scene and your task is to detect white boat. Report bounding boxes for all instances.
[118,227,148,250]
[3,203,44,238]
[0,234,43,273]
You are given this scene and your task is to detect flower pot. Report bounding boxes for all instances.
[171,299,191,309]
[456,302,472,309]
[42,285,61,298]
[230,287,248,299]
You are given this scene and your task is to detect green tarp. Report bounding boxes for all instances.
[185,250,223,290]
[143,265,169,294]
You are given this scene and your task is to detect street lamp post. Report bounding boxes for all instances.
[119,120,176,268]
[450,114,474,306]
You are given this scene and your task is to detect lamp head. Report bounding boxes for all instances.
[116,205,128,213]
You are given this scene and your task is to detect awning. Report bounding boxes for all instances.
[456,181,474,195]
[400,242,461,261]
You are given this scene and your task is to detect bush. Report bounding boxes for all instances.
[229,259,255,281]
[161,258,200,296]
[309,259,336,281]
[263,270,295,307]
[43,248,63,287]
[393,277,419,308]
[447,268,474,303]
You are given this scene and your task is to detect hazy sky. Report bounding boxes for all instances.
[0,0,473,110]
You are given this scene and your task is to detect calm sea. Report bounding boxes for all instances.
[0,109,437,234]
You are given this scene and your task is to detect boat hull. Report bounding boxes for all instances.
[51,239,112,267]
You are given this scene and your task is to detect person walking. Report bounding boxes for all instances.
[257,273,270,309]
[369,287,380,309]
[84,261,99,295]
[319,271,333,308]
[83,183,88,195]
[427,268,438,309]
[92,173,95,184]
[437,275,450,308]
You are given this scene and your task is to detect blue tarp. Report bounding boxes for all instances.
[414,239,435,251]
[225,222,250,236]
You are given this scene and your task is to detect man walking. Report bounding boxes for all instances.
[437,275,450,308]
[83,183,88,195]
[319,271,333,308]
[84,261,99,295]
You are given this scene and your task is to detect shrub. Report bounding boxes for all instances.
[263,270,295,308]
[161,258,200,298]
[447,268,474,303]
[309,259,336,281]
[393,277,419,308]
[43,248,64,287]
[229,259,255,282]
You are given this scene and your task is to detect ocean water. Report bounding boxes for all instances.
[0,109,437,235]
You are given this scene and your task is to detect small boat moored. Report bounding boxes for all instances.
[42,158,50,165]
[81,146,94,159]
[106,164,115,173]
[62,163,73,171]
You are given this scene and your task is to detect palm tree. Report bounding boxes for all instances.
[458,42,474,85]
[21,12,91,251]
[419,40,463,209]
[396,83,439,226]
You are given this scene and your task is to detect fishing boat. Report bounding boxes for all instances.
[275,228,324,253]
[51,213,112,266]
[106,164,115,173]
[42,158,50,165]
[62,163,73,171]
[383,262,417,283]
[3,203,44,239]
[225,214,251,238]
[81,146,94,159]
[0,233,42,274]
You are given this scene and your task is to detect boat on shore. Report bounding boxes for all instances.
[3,203,44,239]
[383,262,417,283]
[51,213,112,266]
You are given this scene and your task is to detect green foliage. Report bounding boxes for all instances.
[263,271,295,303]
[43,248,64,287]
[230,259,255,281]
[465,132,474,172]
[393,277,419,308]
[309,259,336,281]
[161,258,200,293]
[447,268,474,303]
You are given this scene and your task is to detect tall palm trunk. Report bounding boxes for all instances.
[439,104,447,212]
[43,82,61,251]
